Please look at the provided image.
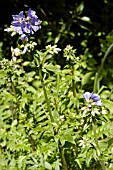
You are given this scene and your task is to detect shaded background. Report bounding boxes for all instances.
[0,0,113,62]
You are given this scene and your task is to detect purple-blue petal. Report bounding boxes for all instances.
[11,21,21,26]
[30,17,39,25]
[21,34,28,41]
[12,11,25,20]
[23,22,32,34]
[23,47,28,54]
[28,9,36,18]
[96,100,102,106]
[83,92,92,100]
[13,26,23,34]
[31,25,40,32]
[91,93,100,102]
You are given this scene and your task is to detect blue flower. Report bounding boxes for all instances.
[12,11,25,25]
[10,9,41,41]
[83,92,102,106]
[24,22,33,34]
[21,34,28,41]
[91,93,100,102]
[83,92,91,101]
[11,11,26,35]
[27,9,41,32]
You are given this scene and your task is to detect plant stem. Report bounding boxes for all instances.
[71,65,79,115]
[92,122,106,170]
[10,76,20,121]
[11,79,19,107]
[37,64,68,169]
[57,72,60,94]
[59,144,68,170]
[98,44,113,77]
[94,44,113,93]
[38,68,54,122]
[71,65,76,97]
[29,134,36,151]
[7,79,14,119]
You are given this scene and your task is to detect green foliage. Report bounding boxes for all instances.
[1,1,113,169]
[0,43,113,170]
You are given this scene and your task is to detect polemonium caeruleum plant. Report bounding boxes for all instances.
[1,8,112,170]
[81,92,107,170]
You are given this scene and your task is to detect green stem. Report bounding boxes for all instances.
[93,73,98,93]
[10,76,20,121]
[57,72,60,93]
[29,134,36,151]
[71,65,79,115]
[71,65,76,97]
[94,44,113,93]
[11,80,19,107]
[59,144,68,170]
[7,79,14,118]
[61,149,68,170]
[92,122,106,170]
[98,44,113,76]
[38,68,54,122]
[36,63,68,169]
[38,66,68,169]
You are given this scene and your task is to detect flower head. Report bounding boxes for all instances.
[11,11,26,35]
[12,11,25,25]
[46,45,61,54]
[83,92,102,106]
[6,9,41,41]
[11,47,21,57]
[27,9,41,32]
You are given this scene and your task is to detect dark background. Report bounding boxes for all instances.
[0,0,113,61]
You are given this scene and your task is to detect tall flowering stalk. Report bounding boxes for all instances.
[82,92,106,170]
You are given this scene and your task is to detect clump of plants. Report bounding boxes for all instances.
[0,8,113,170]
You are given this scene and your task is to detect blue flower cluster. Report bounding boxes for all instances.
[83,92,102,106]
[11,9,41,41]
